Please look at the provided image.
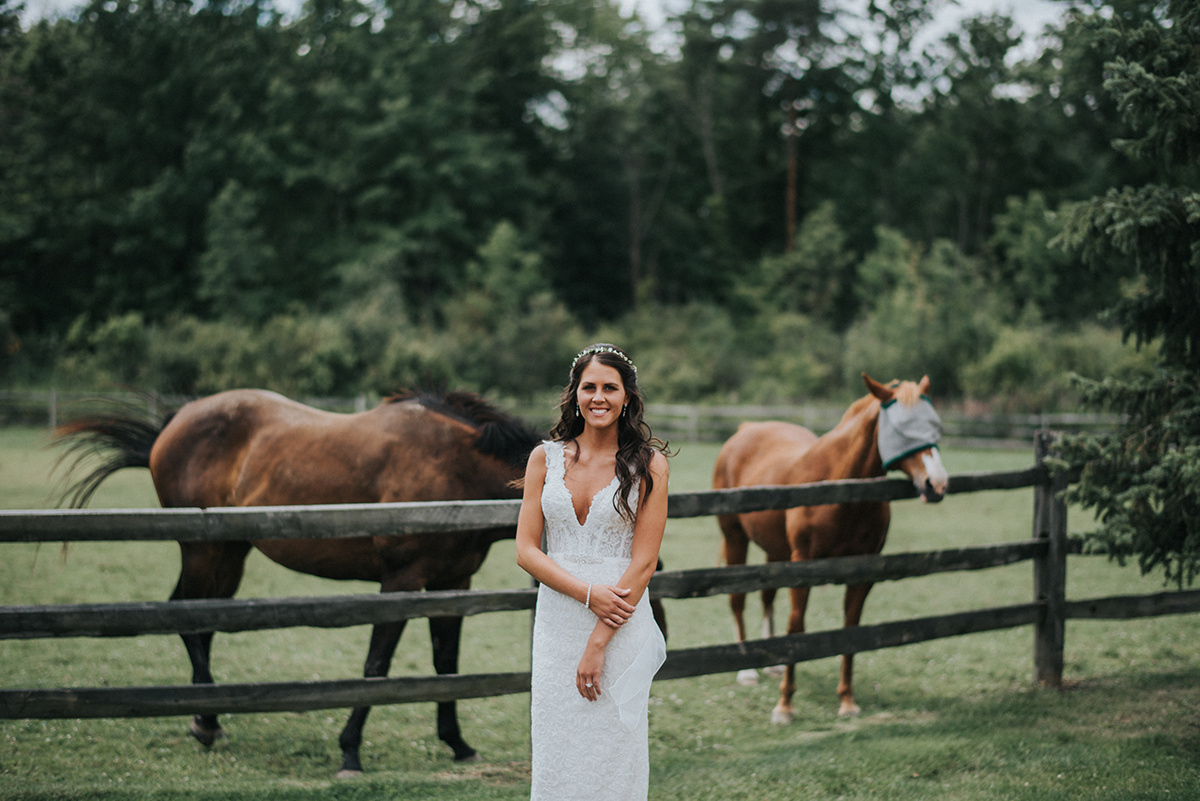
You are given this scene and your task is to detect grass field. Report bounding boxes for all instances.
[2,425,1200,800]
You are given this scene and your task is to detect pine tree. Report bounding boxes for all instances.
[1054,0,1200,586]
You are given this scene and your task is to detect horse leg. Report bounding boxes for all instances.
[760,585,787,678]
[760,586,777,639]
[337,619,407,778]
[837,582,873,717]
[773,585,810,725]
[429,614,480,762]
[171,541,252,747]
[650,558,668,642]
[719,516,757,686]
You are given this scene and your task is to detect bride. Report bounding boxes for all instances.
[516,343,670,801]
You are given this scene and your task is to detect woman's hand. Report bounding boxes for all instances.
[576,639,607,701]
[588,584,635,629]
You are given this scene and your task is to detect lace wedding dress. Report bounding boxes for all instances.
[530,440,667,801]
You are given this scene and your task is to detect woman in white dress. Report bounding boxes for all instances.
[516,343,670,801]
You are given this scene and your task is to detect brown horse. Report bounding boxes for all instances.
[55,388,542,777]
[713,374,949,724]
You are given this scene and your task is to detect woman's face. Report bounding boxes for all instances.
[576,360,627,431]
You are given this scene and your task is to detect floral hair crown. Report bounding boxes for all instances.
[570,345,637,378]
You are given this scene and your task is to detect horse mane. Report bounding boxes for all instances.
[386,389,542,469]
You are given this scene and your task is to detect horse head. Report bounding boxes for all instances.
[863,373,949,503]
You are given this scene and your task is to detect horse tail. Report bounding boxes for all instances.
[53,401,174,508]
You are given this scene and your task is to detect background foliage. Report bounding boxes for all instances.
[1054,0,1200,586]
[0,0,1166,407]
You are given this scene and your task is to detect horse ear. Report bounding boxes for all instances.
[862,373,894,402]
[918,375,931,394]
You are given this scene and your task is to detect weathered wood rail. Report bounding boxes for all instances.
[3,433,1199,721]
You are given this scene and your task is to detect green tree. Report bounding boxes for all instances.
[842,236,997,396]
[197,181,278,321]
[749,201,856,326]
[440,221,583,396]
[1054,0,1200,585]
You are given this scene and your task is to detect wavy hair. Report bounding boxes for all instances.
[549,343,670,522]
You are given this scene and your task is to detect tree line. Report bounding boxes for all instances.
[0,0,1167,406]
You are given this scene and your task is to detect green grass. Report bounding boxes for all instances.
[3,427,1200,800]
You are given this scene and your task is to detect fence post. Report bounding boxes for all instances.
[1032,430,1067,687]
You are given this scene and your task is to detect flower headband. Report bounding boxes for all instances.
[570,345,637,378]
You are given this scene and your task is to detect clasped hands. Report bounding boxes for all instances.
[588,583,635,629]
[576,585,634,701]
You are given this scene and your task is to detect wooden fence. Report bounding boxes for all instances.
[2,432,1198,721]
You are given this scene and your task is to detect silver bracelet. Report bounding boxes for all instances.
[584,584,591,609]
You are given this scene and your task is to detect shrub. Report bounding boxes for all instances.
[963,322,1159,412]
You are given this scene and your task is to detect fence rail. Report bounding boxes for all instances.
[1,438,1193,723]
[0,469,1046,543]
[0,540,1043,640]
[646,401,1122,445]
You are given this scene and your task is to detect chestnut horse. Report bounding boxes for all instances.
[713,374,949,724]
[55,388,542,777]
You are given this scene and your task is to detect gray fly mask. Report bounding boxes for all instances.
[877,396,943,470]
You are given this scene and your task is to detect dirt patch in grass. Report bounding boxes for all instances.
[436,760,530,786]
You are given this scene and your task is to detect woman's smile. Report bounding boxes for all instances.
[577,362,626,428]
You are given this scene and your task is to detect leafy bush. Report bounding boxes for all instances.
[437,222,584,397]
[962,321,1158,412]
[55,312,149,387]
[842,239,997,395]
[739,312,844,402]
[143,313,355,397]
[598,302,747,402]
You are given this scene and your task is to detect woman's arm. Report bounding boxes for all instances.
[514,446,636,627]
[576,451,669,700]
[613,450,670,605]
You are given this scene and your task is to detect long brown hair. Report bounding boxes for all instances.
[549,343,670,522]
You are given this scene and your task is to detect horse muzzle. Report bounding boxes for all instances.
[919,479,946,504]
[915,449,949,503]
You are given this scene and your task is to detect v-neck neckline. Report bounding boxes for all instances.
[563,472,618,528]
[559,441,618,528]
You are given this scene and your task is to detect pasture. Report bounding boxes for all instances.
[2,425,1200,800]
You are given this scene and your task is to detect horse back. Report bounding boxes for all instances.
[151,389,520,508]
[148,389,301,507]
[714,421,820,490]
[148,389,525,586]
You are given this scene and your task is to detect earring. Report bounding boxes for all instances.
[622,404,628,417]
[576,404,581,418]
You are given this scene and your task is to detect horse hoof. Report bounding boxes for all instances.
[770,706,794,725]
[336,769,364,780]
[454,751,483,764]
[188,718,224,748]
[838,702,861,718]
[736,669,759,686]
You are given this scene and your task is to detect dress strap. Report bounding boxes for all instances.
[542,439,564,479]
